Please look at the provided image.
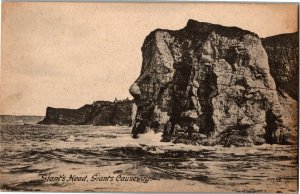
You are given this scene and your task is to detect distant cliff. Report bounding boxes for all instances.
[129,19,298,146]
[262,32,298,100]
[38,99,133,126]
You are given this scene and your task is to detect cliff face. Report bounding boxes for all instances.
[86,100,133,126]
[130,20,297,146]
[262,32,298,100]
[38,99,133,126]
[39,105,93,125]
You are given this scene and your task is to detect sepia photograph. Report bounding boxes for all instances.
[0,2,298,192]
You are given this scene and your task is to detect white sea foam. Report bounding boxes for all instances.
[66,135,76,142]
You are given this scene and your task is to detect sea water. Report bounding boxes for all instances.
[0,116,297,192]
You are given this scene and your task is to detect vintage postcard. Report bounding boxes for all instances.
[0,2,298,193]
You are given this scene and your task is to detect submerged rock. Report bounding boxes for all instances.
[38,99,133,126]
[130,19,298,146]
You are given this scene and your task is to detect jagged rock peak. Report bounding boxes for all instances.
[142,19,259,49]
[185,19,259,38]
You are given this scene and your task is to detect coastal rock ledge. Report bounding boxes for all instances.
[129,19,297,146]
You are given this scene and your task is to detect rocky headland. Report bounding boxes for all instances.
[129,19,298,146]
[38,99,133,126]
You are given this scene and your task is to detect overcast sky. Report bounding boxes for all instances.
[1,2,298,116]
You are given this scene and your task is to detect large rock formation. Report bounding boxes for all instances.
[38,99,133,126]
[262,32,298,100]
[130,19,298,146]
